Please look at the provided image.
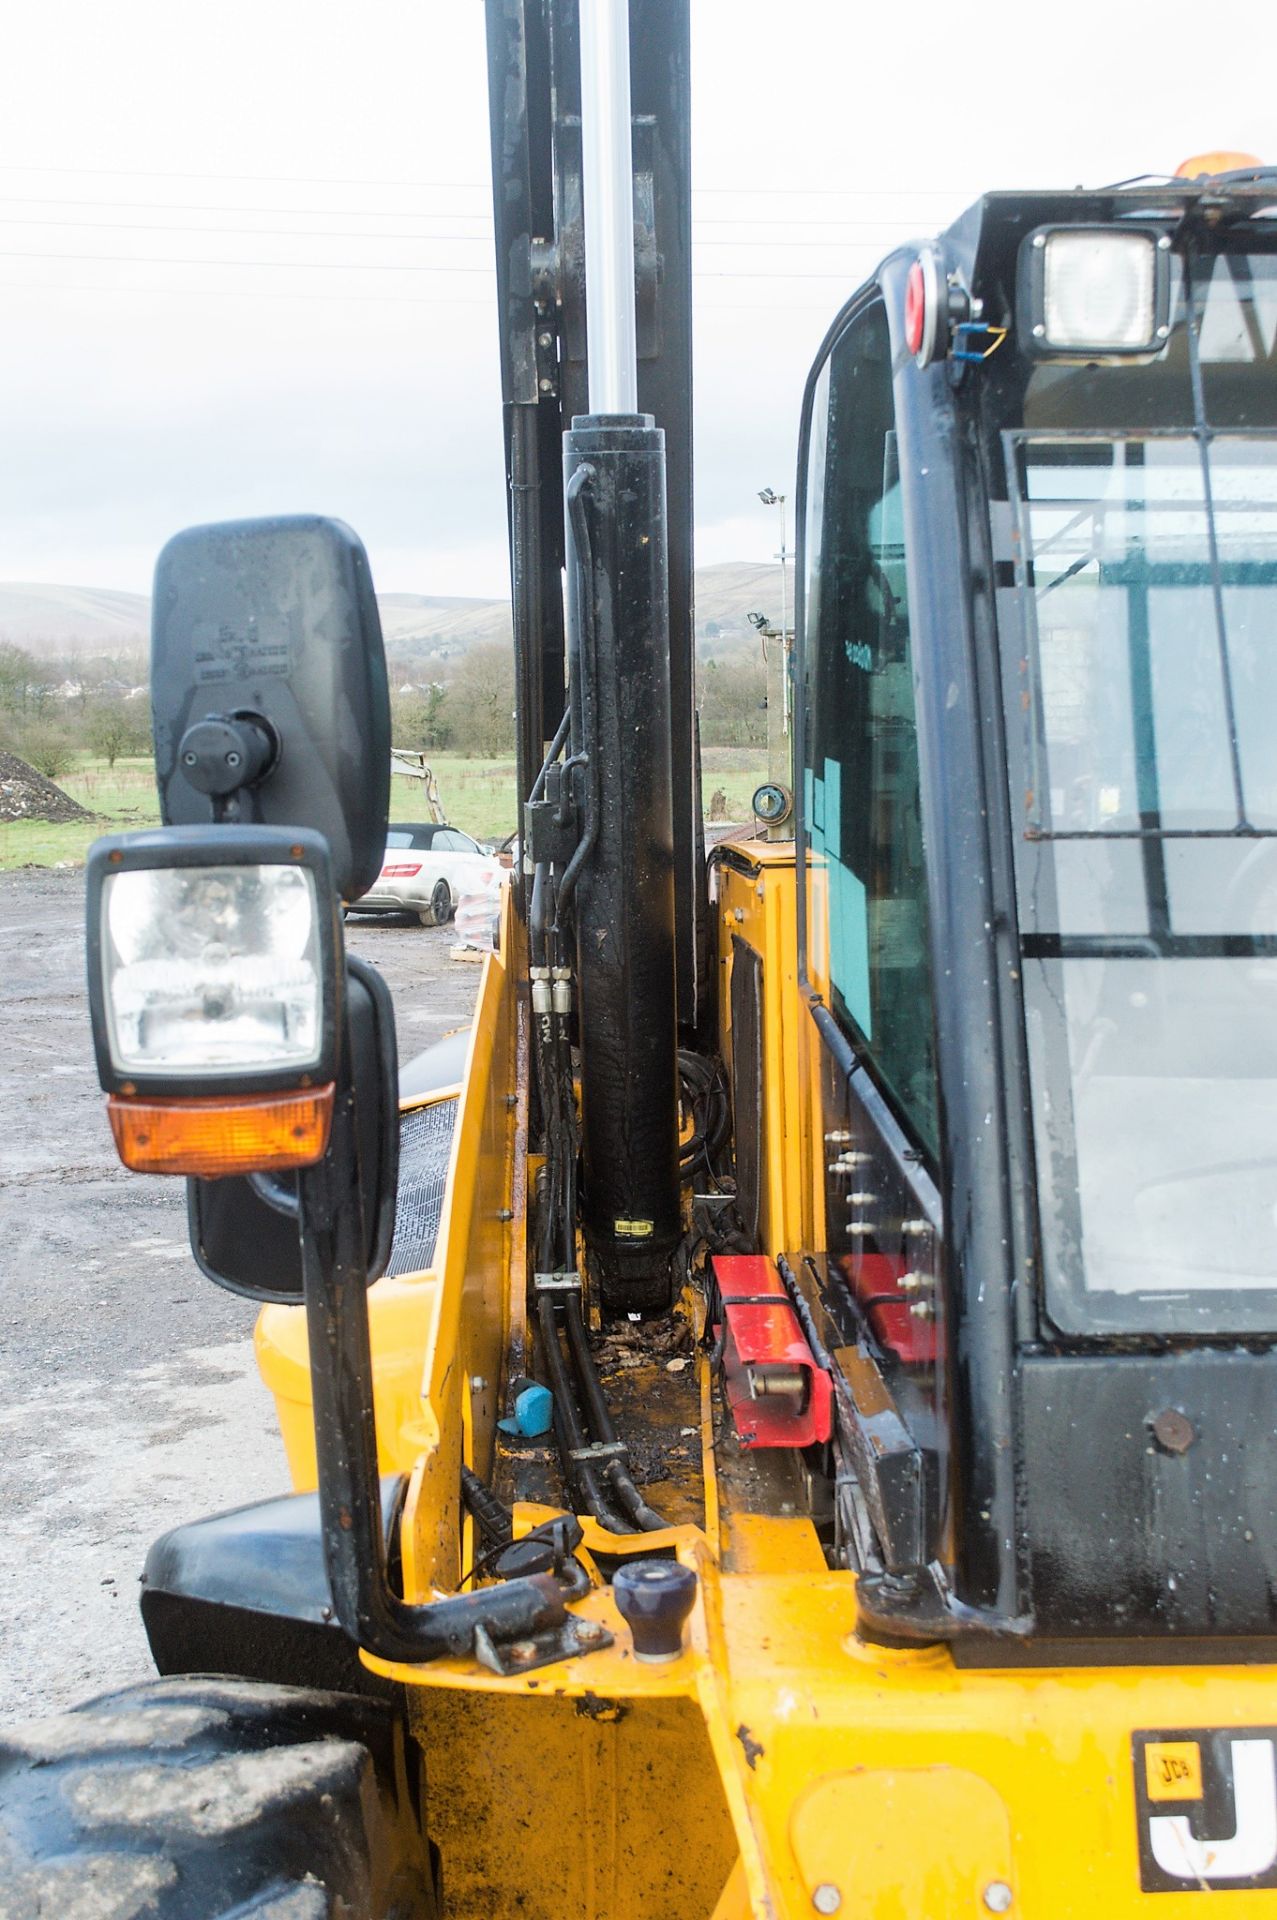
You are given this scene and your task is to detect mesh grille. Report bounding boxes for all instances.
[385,1097,458,1277]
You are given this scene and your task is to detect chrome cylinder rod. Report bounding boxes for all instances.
[579,0,639,414]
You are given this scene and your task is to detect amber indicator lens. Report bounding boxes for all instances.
[106,1084,335,1176]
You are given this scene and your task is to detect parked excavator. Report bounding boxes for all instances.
[3,2,1276,1913]
[389,751,447,826]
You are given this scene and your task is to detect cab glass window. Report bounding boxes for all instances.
[803,298,937,1155]
[994,239,1277,1332]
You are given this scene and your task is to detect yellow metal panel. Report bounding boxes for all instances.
[710,1572,1277,1918]
[723,1513,826,1576]
[714,839,824,1256]
[411,1689,738,1920]
[710,1859,752,1920]
[789,1769,1012,1919]
[255,1270,442,1489]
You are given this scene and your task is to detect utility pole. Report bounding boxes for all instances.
[758,487,791,788]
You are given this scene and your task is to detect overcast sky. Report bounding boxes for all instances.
[0,0,1269,598]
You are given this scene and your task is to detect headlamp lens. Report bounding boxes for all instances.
[102,863,323,1076]
[1042,230,1157,350]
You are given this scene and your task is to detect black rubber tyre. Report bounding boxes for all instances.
[0,1676,437,1919]
[429,880,452,928]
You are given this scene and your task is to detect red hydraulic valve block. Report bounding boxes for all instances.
[713,1254,833,1449]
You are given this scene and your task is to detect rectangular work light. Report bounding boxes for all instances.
[86,825,340,1175]
[1018,225,1172,358]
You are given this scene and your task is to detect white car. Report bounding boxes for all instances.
[352,822,503,926]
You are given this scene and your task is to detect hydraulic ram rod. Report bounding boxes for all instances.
[579,0,639,414]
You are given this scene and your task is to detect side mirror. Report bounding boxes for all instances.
[151,516,390,902]
[86,517,400,1295]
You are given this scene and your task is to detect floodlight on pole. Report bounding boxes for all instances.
[759,488,789,733]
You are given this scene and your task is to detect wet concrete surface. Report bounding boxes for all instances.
[0,869,479,1723]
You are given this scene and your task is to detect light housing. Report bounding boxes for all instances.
[1018,224,1172,359]
[87,824,340,1102]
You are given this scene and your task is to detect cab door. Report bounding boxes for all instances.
[795,291,948,1596]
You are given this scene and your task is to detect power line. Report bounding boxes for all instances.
[0,246,875,279]
[0,218,497,242]
[0,161,984,201]
[0,215,931,252]
[0,276,833,314]
[0,278,494,308]
[0,163,495,192]
[0,195,966,234]
[0,248,498,274]
[0,195,494,221]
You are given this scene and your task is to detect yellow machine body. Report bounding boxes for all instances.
[256,863,1277,1918]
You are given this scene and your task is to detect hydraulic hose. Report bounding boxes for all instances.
[528,706,572,808]
[536,1291,631,1533]
[460,1464,515,1548]
[555,465,601,927]
[563,1292,667,1533]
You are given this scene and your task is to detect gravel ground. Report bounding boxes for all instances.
[0,868,479,1725]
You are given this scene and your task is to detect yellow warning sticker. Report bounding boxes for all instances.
[1145,1742,1204,1802]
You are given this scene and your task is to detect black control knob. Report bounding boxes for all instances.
[613,1560,697,1664]
[177,711,277,798]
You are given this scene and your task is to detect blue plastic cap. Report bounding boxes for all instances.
[499,1383,554,1438]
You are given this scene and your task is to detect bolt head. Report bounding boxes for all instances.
[1151,1408,1194,1454]
[575,1619,605,1645]
[508,1639,538,1665]
[812,1887,842,1915]
[983,1882,1013,1914]
[470,1375,487,1394]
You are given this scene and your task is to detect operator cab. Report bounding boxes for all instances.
[792,165,1277,1649]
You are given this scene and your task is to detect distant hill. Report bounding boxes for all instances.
[0,562,782,665]
[692,562,786,657]
[0,585,149,655]
[378,564,782,666]
[377,592,512,656]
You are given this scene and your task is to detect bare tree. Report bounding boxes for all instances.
[86,700,150,769]
[447,645,516,759]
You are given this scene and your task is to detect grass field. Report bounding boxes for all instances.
[0,756,160,870]
[0,746,773,871]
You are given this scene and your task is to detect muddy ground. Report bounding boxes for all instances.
[0,868,479,1725]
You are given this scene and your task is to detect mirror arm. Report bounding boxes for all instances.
[297,1009,570,1666]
